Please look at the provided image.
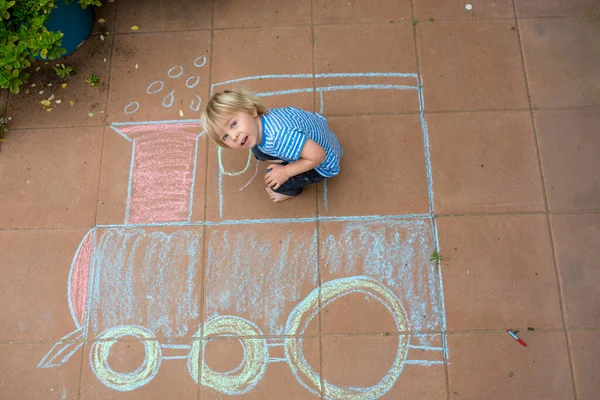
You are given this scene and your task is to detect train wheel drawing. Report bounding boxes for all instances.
[285,276,409,399]
[90,325,162,391]
[188,315,269,395]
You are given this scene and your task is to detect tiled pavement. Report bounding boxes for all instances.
[1,0,599,399]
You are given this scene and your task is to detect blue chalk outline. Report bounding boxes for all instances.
[116,70,448,362]
[212,72,420,219]
[40,71,449,397]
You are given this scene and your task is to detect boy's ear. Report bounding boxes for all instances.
[252,108,258,118]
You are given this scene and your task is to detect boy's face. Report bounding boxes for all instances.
[217,109,262,149]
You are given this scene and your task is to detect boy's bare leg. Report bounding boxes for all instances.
[266,187,293,203]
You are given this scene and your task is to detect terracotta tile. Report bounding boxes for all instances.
[210,27,314,111]
[214,0,311,28]
[80,339,198,398]
[314,24,420,114]
[551,214,600,329]
[0,127,103,229]
[7,35,113,129]
[322,335,447,399]
[313,0,412,24]
[414,0,514,20]
[86,226,204,342]
[107,32,210,123]
[115,0,211,33]
[317,116,429,216]
[418,20,528,111]
[569,330,600,400]
[0,343,83,400]
[429,111,545,214]
[520,18,600,108]
[319,219,442,334]
[536,110,600,211]
[96,121,208,225]
[0,229,91,341]
[447,332,574,400]
[438,215,562,331]
[515,0,600,18]
[200,337,321,398]
[92,0,118,34]
[205,143,318,221]
[204,223,319,336]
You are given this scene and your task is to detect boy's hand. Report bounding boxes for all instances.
[265,164,290,190]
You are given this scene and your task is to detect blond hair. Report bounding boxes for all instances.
[201,88,268,147]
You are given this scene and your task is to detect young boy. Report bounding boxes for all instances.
[201,89,342,203]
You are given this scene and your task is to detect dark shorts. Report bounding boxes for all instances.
[251,146,326,197]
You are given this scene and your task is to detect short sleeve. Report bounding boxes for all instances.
[272,127,307,161]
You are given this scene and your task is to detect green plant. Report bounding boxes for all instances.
[67,0,101,8]
[0,0,101,94]
[0,0,65,93]
[53,63,74,78]
[430,251,444,263]
[85,72,99,88]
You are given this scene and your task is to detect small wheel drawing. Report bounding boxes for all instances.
[188,315,268,395]
[90,325,161,392]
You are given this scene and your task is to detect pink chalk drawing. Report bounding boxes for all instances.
[68,229,95,327]
[112,121,204,224]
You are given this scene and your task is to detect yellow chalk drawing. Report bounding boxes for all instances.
[188,316,268,395]
[218,147,252,176]
[90,325,161,391]
[284,276,409,399]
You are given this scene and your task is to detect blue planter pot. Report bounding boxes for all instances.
[44,0,94,57]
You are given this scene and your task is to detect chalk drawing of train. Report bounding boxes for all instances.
[38,72,447,399]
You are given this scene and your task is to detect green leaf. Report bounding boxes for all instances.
[40,48,47,59]
[10,80,20,94]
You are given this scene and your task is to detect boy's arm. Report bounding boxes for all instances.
[283,139,326,177]
[264,139,325,190]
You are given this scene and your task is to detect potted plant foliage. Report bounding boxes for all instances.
[0,0,100,94]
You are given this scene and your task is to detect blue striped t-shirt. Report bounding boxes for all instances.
[257,107,342,178]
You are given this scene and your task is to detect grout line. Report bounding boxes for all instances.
[195,14,600,33]
[6,105,599,133]
[104,14,595,35]
[3,210,600,233]
[532,105,600,111]
[107,28,213,36]
[7,326,598,346]
[78,5,119,398]
[546,212,579,399]
[310,3,325,398]
[196,3,216,399]
[436,210,600,218]
[444,327,571,335]
[511,1,578,399]
[76,340,86,400]
[410,1,450,399]
[406,15,592,23]
[91,34,117,229]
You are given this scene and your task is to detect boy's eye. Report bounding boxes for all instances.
[231,121,237,128]
[222,134,229,141]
